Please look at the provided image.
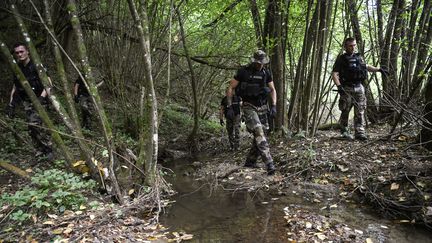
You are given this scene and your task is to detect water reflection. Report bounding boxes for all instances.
[160,160,432,243]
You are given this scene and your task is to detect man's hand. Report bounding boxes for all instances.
[226,106,234,120]
[38,96,48,106]
[337,85,345,95]
[269,105,277,118]
[379,68,389,76]
[220,119,225,126]
[5,104,15,118]
[74,95,79,103]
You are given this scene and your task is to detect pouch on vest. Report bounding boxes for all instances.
[342,54,367,85]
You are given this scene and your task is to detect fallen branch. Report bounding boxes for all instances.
[0,160,30,179]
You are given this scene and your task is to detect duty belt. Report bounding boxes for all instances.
[243,102,268,112]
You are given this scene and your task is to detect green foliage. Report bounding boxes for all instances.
[159,104,219,137]
[0,169,96,223]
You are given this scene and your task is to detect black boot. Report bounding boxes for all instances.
[266,162,275,175]
[244,159,258,168]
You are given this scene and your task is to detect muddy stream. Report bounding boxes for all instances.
[160,159,432,242]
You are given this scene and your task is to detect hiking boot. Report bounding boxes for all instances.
[266,162,275,175]
[355,134,367,141]
[244,160,259,168]
[341,131,354,140]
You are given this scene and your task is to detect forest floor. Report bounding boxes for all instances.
[1,124,432,242]
[195,124,432,242]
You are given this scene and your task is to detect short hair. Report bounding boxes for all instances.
[344,37,356,46]
[12,42,28,51]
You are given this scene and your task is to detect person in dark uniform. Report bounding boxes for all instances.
[226,50,277,175]
[74,76,93,129]
[5,42,53,158]
[332,37,387,140]
[220,90,241,150]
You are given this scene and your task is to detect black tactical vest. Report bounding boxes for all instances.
[14,61,44,100]
[340,53,367,85]
[238,69,269,106]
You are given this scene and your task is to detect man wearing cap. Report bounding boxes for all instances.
[226,50,277,175]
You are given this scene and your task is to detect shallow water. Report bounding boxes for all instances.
[160,159,432,243]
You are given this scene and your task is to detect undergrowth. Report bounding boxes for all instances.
[0,168,97,224]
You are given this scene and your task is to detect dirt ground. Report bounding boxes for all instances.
[1,125,432,242]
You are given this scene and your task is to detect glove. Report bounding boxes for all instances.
[5,104,15,118]
[220,119,225,126]
[269,105,277,118]
[38,96,48,106]
[74,95,79,103]
[337,85,345,95]
[379,68,389,76]
[226,106,235,120]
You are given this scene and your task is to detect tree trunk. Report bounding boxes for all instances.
[177,8,199,153]
[346,0,364,54]
[127,0,159,186]
[66,0,123,203]
[287,0,314,130]
[249,0,264,48]
[266,0,286,131]
[420,74,432,150]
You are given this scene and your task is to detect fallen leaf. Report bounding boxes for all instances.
[426,207,432,216]
[417,181,426,188]
[47,214,58,219]
[63,228,73,234]
[305,222,312,229]
[315,233,326,240]
[52,228,64,235]
[336,164,349,172]
[79,205,86,210]
[128,189,135,195]
[89,214,96,220]
[180,233,193,240]
[366,238,373,243]
[43,221,55,225]
[72,160,86,167]
[390,183,399,190]
[245,175,252,180]
[25,168,33,173]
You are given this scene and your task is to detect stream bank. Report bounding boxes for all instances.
[160,126,432,242]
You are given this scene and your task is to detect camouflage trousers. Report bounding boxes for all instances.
[23,101,52,154]
[226,114,241,149]
[339,84,366,135]
[243,103,272,164]
[78,95,94,128]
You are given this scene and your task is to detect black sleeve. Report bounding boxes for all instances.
[332,54,343,72]
[75,77,84,86]
[221,96,227,106]
[234,68,248,82]
[265,69,273,83]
